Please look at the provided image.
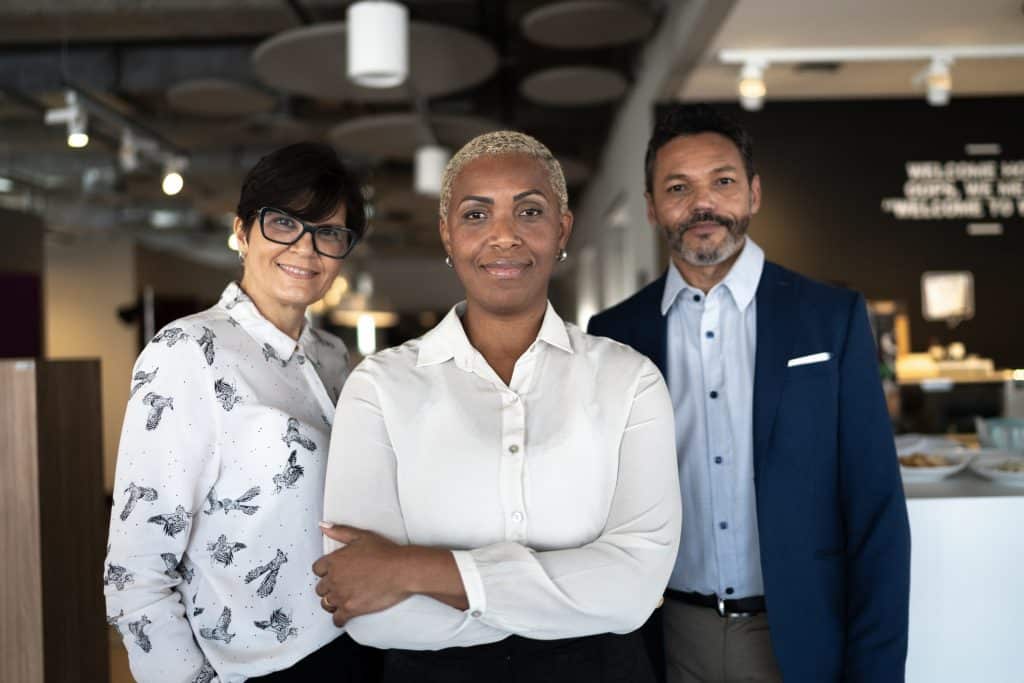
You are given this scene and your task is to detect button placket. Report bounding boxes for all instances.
[498,390,527,543]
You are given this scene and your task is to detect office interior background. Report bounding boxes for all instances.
[1,1,1023,681]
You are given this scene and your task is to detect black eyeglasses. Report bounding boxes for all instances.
[257,207,360,259]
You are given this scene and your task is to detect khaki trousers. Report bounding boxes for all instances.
[662,599,782,683]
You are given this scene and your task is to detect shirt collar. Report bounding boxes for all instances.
[416,300,573,369]
[217,281,306,361]
[660,237,765,315]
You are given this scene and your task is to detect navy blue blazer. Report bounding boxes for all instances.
[588,261,910,682]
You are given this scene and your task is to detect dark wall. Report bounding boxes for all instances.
[2,208,45,357]
[665,97,1024,368]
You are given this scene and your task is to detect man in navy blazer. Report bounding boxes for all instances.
[588,104,910,682]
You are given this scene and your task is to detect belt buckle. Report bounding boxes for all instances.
[716,596,754,619]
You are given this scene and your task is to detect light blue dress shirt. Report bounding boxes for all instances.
[661,238,766,599]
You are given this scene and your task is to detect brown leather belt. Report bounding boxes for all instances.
[664,589,766,618]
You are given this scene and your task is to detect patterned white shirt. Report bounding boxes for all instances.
[323,302,681,650]
[104,282,349,683]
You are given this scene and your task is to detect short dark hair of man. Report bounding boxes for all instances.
[236,141,367,240]
[644,104,755,193]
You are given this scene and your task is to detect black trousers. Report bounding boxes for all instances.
[248,632,383,682]
[383,631,655,683]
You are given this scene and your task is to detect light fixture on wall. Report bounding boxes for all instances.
[719,44,1024,110]
[414,144,450,196]
[737,61,766,111]
[44,90,90,148]
[346,1,410,88]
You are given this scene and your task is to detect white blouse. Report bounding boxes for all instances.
[323,302,681,651]
[105,282,349,683]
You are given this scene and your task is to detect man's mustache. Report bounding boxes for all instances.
[678,211,735,232]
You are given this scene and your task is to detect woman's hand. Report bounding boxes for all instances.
[312,524,412,626]
[313,523,470,627]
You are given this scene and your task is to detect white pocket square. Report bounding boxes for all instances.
[787,352,831,367]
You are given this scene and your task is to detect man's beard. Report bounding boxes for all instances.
[663,209,750,266]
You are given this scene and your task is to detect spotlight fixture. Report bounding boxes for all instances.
[119,129,140,172]
[719,44,1024,110]
[737,61,767,111]
[346,1,409,88]
[924,57,953,107]
[44,90,90,148]
[161,156,187,196]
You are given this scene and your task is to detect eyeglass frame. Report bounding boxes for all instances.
[256,206,361,260]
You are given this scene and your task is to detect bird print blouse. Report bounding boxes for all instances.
[104,282,349,683]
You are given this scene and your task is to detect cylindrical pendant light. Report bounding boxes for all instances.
[414,144,450,196]
[347,1,409,88]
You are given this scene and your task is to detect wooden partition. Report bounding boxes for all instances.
[0,359,110,683]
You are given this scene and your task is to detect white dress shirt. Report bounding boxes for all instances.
[323,302,681,650]
[661,238,766,599]
[105,282,349,683]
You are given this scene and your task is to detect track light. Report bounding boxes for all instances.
[720,44,1024,110]
[925,57,953,107]
[738,61,766,111]
[161,156,187,196]
[44,90,89,148]
[119,129,140,172]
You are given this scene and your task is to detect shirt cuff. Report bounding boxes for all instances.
[451,550,487,619]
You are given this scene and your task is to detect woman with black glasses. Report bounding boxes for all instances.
[104,142,378,682]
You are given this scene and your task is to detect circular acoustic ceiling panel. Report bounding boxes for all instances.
[166,78,276,117]
[252,21,498,102]
[328,113,501,161]
[520,66,627,107]
[521,0,655,49]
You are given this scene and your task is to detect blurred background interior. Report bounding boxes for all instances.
[1,1,1022,682]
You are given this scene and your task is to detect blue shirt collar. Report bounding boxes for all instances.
[660,238,765,316]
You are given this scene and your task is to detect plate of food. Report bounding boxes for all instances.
[898,449,972,482]
[894,434,961,454]
[968,451,1024,487]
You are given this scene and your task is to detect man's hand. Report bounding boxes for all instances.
[312,524,412,627]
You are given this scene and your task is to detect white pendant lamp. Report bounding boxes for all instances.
[414,144,450,196]
[346,1,409,88]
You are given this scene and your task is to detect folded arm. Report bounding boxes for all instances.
[319,364,680,648]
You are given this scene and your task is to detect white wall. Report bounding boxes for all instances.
[44,235,137,493]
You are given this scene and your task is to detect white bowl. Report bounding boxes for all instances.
[898,448,972,483]
[968,451,1024,487]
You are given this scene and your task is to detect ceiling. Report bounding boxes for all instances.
[3,0,1022,272]
[0,0,663,267]
[675,0,1024,102]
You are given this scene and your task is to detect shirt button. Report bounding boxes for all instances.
[709,391,719,399]
[705,331,715,339]
[725,587,735,596]
[692,294,701,302]
[508,444,519,454]
[719,521,728,530]
[471,610,482,618]
[714,456,723,464]
[511,511,524,523]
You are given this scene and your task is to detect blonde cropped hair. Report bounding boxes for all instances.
[439,130,569,218]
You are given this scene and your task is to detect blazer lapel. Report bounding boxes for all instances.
[753,263,800,478]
